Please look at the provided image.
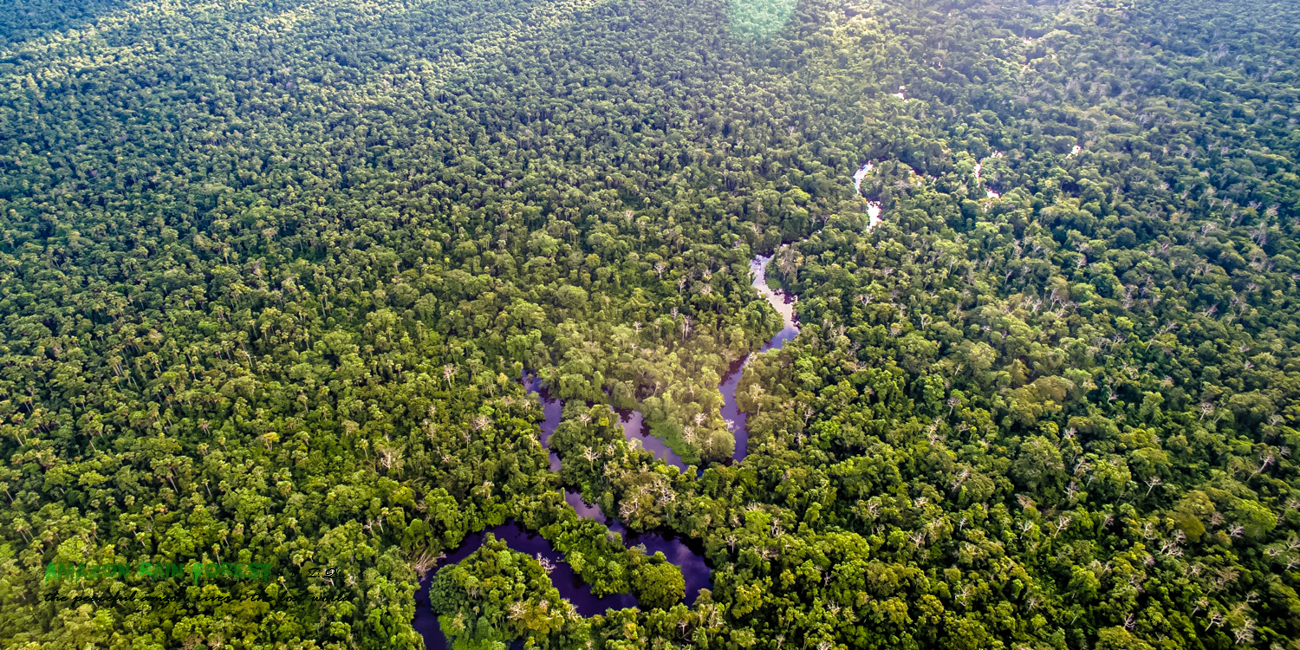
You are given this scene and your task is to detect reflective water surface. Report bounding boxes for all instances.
[413,512,711,649]
[616,408,688,470]
[523,373,563,471]
[413,521,638,650]
[718,254,800,461]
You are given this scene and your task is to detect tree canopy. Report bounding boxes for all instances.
[1,0,1298,648]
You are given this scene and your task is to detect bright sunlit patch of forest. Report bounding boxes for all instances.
[1,0,1298,648]
[728,0,800,39]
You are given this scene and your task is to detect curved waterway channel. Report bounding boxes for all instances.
[414,252,809,649]
[413,520,710,650]
[577,253,804,469]
[414,169,883,647]
[413,374,717,650]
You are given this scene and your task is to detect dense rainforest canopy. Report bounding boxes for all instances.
[1,0,1299,648]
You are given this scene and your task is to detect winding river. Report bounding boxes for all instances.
[413,522,637,650]
[718,254,800,461]
[413,377,713,649]
[526,375,708,600]
[523,373,564,471]
[416,181,881,645]
[715,174,883,462]
[527,238,815,470]
[413,520,712,649]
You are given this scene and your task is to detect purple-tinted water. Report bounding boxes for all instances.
[416,255,799,650]
[592,255,799,466]
[616,409,688,471]
[565,489,614,524]
[524,373,563,471]
[717,255,800,461]
[412,517,712,649]
[717,367,753,463]
[414,522,640,650]
[412,575,441,648]
[523,375,712,605]
[562,490,711,606]
[625,530,712,606]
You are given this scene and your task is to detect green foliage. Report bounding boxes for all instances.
[630,556,686,610]
[428,536,585,649]
[1,0,1298,648]
[728,0,799,40]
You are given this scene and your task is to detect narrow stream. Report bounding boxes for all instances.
[524,253,804,470]
[529,161,878,469]
[407,376,714,650]
[522,376,712,611]
[720,166,888,459]
[717,254,800,461]
[853,161,874,193]
[523,373,563,471]
[854,161,885,228]
[416,172,882,646]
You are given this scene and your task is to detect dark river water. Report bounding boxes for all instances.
[413,519,712,649]
[523,373,564,471]
[414,372,719,649]
[720,254,800,461]
[413,521,637,649]
[616,408,689,470]
[610,255,799,465]
[559,490,711,602]
[412,516,712,649]
[414,256,795,648]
